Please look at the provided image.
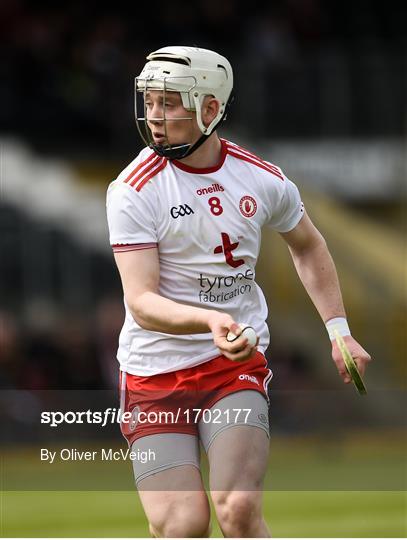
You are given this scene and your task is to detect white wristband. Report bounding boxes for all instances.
[325,317,351,341]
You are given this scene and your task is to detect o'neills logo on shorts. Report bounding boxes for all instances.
[196,183,224,196]
[239,374,259,385]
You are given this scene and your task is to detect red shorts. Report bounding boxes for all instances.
[119,351,272,446]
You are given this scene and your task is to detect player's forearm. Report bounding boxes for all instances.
[288,238,346,323]
[127,291,216,334]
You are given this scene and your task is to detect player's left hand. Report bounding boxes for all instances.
[207,312,258,362]
[331,335,372,383]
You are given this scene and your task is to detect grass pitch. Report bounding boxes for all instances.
[1,490,406,537]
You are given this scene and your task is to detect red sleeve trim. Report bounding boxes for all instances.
[112,242,158,253]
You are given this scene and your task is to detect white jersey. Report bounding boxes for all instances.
[106,138,304,376]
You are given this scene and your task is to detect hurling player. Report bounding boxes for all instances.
[106,46,371,537]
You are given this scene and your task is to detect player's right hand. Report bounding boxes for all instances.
[207,312,257,362]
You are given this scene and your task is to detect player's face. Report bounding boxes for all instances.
[145,91,201,147]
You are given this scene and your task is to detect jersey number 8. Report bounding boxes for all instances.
[208,197,224,216]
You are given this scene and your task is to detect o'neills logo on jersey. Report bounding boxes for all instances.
[239,195,257,218]
[196,183,224,196]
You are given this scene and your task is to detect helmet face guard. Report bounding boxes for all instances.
[135,76,198,160]
[134,46,234,160]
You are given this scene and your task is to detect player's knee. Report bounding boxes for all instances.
[213,491,261,534]
[150,502,210,538]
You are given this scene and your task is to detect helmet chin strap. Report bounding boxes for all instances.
[151,132,209,160]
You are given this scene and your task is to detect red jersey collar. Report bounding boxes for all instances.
[171,138,227,174]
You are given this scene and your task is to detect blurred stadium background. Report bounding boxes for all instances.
[1,0,406,537]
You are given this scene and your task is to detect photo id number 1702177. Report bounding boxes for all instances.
[184,408,252,424]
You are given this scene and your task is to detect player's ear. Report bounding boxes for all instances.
[202,96,220,127]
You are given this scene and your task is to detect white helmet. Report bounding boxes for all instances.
[135,46,234,159]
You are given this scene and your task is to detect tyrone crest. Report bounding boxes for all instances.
[239,195,257,218]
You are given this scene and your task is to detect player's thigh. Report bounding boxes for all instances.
[208,424,269,491]
[206,422,269,527]
[134,433,210,531]
[201,391,270,491]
